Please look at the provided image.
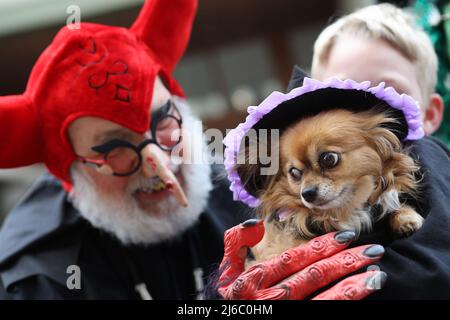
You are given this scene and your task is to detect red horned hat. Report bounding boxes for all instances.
[0,0,197,190]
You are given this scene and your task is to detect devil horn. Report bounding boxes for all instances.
[0,95,43,168]
[130,0,198,73]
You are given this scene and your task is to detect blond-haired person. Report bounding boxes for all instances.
[305,3,450,299]
[312,3,443,135]
[211,3,450,300]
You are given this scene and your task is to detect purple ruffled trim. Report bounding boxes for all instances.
[223,77,424,208]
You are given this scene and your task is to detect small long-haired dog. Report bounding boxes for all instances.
[236,106,424,264]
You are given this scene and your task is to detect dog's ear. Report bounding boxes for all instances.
[234,132,281,198]
[286,65,308,92]
[367,125,401,162]
[362,110,419,196]
[359,108,403,162]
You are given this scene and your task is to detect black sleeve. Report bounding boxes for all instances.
[0,275,79,300]
[366,137,450,299]
[369,233,450,299]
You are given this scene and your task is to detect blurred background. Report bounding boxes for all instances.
[0,0,444,223]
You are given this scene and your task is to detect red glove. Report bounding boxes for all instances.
[218,219,387,300]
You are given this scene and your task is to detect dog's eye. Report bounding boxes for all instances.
[289,167,303,181]
[319,152,340,169]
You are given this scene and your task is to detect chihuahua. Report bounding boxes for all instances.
[236,107,424,264]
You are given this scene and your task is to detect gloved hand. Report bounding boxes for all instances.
[217,219,387,300]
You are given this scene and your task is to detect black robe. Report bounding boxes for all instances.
[0,137,450,299]
[0,165,252,299]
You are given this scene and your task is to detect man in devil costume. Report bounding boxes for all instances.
[0,0,246,299]
[0,0,428,300]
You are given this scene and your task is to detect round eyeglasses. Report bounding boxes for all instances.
[77,99,183,176]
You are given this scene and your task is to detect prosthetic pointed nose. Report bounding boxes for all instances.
[0,95,43,168]
[141,144,170,177]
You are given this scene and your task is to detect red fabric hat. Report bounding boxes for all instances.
[0,0,197,190]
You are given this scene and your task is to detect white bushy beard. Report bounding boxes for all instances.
[69,98,213,246]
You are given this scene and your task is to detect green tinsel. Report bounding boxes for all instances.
[414,0,450,146]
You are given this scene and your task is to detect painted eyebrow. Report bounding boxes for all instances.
[151,99,171,116]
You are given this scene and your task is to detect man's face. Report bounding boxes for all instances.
[67,77,212,245]
[314,36,443,134]
[69,77,181,213]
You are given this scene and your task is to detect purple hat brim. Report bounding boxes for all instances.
[223,77,424,208]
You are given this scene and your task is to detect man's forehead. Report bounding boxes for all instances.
[73,77,171,147]
[93,98,171,143]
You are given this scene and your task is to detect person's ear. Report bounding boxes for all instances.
[423,93,444,135]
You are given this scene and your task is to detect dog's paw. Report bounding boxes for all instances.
[390,207,424,237]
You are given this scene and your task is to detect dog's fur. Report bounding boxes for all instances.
[236,107,424,264]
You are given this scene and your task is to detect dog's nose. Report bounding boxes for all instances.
[302,186,318,203]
